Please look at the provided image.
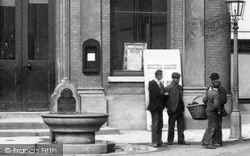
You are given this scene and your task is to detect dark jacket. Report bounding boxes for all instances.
[203,89,220,114]
[164,81,184,113]
[147,80,165,112]
[207,84,227,106]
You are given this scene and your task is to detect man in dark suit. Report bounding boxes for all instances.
[164,72,190,145]
[148,70,166,147]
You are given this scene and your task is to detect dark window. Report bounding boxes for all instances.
[110,0,170,74]
[28,3,49,60]
[0,5,15,60]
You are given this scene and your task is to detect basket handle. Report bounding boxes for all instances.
[192,95,204,103]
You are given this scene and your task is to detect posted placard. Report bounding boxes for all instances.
[143,49,182,130]
[124,43,147,71]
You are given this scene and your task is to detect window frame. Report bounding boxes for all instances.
[110,0,171,76]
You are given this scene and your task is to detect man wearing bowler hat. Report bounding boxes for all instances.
[164,72,190,145]
[203,73,227,147]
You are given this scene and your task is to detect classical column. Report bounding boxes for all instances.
[55,0,70,84]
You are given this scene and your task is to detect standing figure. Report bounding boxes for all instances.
[148,70,166,147]
[207,73,227,146]
[164,72,190,145]
[202,80,221,149]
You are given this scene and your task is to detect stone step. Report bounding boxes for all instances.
[0,121,48,129]
[0,127,120,137]
[0,112,49,120]
[0,129,49,137]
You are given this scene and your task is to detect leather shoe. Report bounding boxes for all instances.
[214,144,222,147]
[157,143,162,147]
[202,143,209,146]
[205,145,216,149]
[178,141,190,145]
[167,142,173,145]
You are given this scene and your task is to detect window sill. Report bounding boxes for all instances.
[111,70,144,77]
[108,76,144,83]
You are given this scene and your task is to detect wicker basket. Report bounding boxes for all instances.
[187,95,207,120]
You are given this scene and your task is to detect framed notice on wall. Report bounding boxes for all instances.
[123,43,147,71]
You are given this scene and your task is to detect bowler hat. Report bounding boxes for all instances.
[209,73,220,81]
[172,72,181,79]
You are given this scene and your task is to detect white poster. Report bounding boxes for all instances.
[124,43,147,71]
[143,49,182,130]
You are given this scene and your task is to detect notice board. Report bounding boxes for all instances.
[143,49,182,130]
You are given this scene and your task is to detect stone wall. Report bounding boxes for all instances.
[205,0,231,92]
[65,0,232,130]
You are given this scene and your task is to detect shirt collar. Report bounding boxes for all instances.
[154,78,160,83]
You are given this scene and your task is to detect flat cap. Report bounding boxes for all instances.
[172,72,181,79]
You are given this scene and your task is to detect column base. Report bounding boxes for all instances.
[230,111,243,140]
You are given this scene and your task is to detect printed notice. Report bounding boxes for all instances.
[123,43,147,71]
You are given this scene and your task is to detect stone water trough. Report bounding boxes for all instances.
[40,77,115,154]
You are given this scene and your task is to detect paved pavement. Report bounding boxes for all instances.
[96,124,250,144]
[0,124,249,155]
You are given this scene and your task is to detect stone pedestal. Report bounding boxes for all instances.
[55,132,95,144]
[78,88,107,114]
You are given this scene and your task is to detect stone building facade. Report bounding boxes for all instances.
[0,0,232,130]
[68,0,231,129]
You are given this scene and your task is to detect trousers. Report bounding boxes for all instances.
[167,109,185,143]
[150,109,163,145]
[202,112,221,145]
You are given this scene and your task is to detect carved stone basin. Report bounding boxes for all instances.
[42,113,108,144]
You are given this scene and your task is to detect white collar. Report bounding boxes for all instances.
[154,78,160,83]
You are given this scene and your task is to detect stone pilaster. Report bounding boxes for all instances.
[55,0,70,84]
[77,0,107,114]
[184,0,205,88]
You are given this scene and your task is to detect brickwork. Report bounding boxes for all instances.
[101,0,111,89]
[170,0,184,58]
[205,0,231,92]
[70,0,80,86]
